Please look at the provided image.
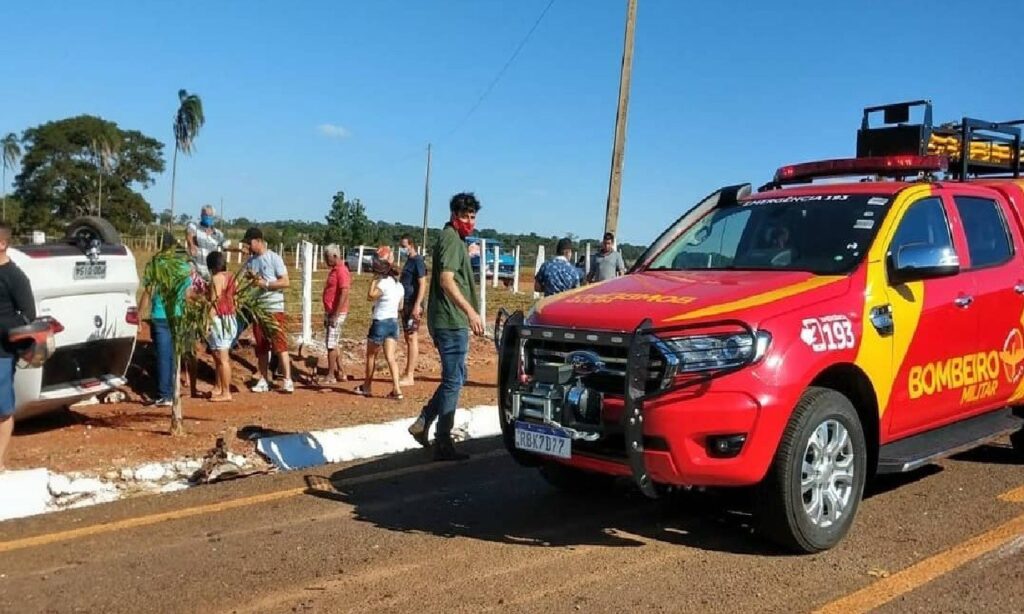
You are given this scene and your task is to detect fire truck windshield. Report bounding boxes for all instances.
[647,193,891,275]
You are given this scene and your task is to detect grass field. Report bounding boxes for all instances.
[133,249,536,344]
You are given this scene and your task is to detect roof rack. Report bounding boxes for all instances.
[761,100,1022,190]
[860,100,1021,179]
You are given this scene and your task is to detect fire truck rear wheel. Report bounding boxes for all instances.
[538,462,614,495]
[757,387,867,553]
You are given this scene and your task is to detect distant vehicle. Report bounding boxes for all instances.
[13,216,139,419]
[466,237,515,287]
[345,246,376,273]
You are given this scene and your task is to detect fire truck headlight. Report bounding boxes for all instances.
[660,330,771,373]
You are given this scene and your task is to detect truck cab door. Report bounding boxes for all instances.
[884,192,979,438]
[947,188,1024,412]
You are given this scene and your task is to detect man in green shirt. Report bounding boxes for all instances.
[408,192,484,461]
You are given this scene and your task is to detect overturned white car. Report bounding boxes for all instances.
[11,217,139,419]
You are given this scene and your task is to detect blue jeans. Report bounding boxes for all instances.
[0,356,16,418]
[152,319,174,400]
[420,328,469,438]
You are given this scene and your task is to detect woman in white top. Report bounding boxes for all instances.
[356,247,405,399]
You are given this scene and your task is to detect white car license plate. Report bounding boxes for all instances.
[514,421,571,459]
[74,261,106,280]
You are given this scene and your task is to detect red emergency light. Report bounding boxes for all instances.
[774,155,948,185]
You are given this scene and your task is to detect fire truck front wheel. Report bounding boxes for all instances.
[757,387,867,553]
[538,462,615,495]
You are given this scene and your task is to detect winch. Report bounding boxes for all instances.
[511,361,603,440]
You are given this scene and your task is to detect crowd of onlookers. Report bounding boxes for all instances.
[139,202,627,410]
[0,194,629,470]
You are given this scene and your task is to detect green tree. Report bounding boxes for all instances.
[143,246,277,435]
[2,133,21,223]
[324,191,372,247]
[169,89,205,227]
[14,115,164,234]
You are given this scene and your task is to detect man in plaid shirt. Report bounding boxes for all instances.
[535,238,582,296]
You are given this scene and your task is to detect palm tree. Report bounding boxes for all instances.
[144,247,277,435]
[169,89,205,228]
[2,133,21,223]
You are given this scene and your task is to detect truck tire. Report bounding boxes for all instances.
[65,216,121,246]
[538,462,614,495]
[757,387,867,553]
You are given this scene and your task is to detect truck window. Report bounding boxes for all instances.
[647,193,891,275]
[887,197,952,261]
[952,196,1013,269]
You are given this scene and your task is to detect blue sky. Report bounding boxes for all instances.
[2,0,1023,245]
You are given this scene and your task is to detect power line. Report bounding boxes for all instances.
[334,1,556,192]
[439,0,557,144]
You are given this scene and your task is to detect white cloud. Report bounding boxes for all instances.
[317,123,351,139]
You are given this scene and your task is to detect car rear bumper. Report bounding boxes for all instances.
[15,375,127,419]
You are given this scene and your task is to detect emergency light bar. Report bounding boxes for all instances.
[773,155,948,185]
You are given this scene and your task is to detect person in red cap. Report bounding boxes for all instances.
[0,223,36,471]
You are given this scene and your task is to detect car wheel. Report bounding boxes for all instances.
[538,462,615,495]
[65,216,121,246]
[757,386,867,553]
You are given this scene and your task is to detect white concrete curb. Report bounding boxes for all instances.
[256,405,502,470]
[0,405,502,523]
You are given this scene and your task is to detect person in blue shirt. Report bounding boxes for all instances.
[535,238,582,296]
[141,231,193,406]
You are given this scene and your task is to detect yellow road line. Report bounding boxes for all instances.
[0,486,307,555]
[999,484,1024,504]
[815,484,1024,614]
[0,449,505,555]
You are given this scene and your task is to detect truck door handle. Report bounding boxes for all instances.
[1014,283,1024,294]
[954,295,974,308]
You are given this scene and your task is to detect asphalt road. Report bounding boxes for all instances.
[0,438,1022,614]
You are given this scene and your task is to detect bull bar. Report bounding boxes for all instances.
[496,308,758,498]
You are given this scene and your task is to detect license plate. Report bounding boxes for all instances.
[74,261,106,280]
[514,421,571,459]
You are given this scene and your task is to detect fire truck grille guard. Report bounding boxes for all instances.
[495,310,758,495]
[626,318,758,497]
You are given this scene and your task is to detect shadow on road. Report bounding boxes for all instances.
[302,438,789,557]
[951,442,1023,466]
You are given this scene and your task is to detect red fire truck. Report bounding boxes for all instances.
[496,100,1024,552]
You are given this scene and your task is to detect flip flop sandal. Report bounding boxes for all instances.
[355,385,372,397]
[388,391,404,400]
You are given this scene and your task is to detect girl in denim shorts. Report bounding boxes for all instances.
[356,249,404,399]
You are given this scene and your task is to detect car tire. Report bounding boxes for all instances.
[757,386,867,553]
[65,216,121,246]
[538,462,614,495]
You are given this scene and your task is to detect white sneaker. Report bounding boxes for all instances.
[250,379,270,393]
[281,379,294,393]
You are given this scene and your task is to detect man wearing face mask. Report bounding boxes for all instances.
[407,192,483,461]
[186,204,228,278]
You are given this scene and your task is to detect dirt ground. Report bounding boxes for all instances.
[7,322,502,476]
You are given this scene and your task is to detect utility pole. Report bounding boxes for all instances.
[422,143,432,250]
[603,0,638,239]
